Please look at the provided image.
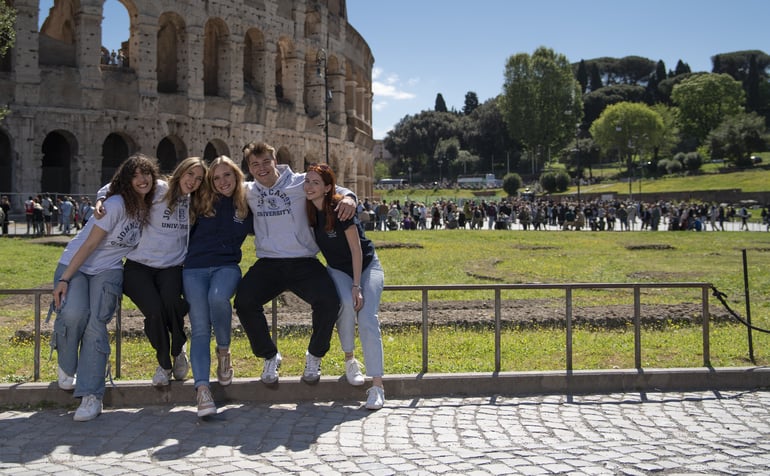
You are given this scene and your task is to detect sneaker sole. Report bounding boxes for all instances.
[301,375,320,385]
[73,409,102,422]
[197,406,217,417]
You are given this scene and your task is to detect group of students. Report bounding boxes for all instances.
[50,142,386,422]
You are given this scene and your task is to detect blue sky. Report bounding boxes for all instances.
[348,0,770,139]
[40,0,769,140]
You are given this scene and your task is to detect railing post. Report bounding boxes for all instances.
[702,285,710,366]
[494,287,501,372]
[115,300,122,378]
[565,287,572,372]
[34,292,41,381]
[421,288,429,374]
[634,285,641,369]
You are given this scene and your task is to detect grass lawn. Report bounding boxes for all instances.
[1,227,768,384]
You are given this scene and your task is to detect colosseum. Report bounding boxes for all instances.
[0,0,375,209]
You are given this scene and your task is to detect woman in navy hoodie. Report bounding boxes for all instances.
[183,156,252,417]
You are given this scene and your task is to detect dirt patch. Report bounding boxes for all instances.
[4,289,733,341]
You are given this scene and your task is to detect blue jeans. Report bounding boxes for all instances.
[328,255,385,377]
[183,265,241,389]
[51,263,122,398]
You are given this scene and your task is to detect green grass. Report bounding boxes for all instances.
[1,227,769,384]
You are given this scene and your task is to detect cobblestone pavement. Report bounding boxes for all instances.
[1,390,769,475]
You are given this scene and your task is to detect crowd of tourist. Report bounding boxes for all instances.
[357,197,770,232]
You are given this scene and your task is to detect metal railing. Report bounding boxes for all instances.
[2,282,711,381]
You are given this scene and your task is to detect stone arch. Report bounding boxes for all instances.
[99,0,132,67]
[203,18,230,97]
[303,48,324,117]
[304,9,321,39]
[275,146,292,167]
[0,128,11,193]
[41,130,77,194]
[38,0,78,66]
[157,11,187,94]
[156,136,187,173]
[243,28,265,93]
[274,36,294,102]
[203,139,230,162]
[101,132,136,185]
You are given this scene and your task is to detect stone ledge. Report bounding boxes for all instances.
[2,367,768,408]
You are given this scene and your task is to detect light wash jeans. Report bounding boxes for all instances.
[328,255,385,377]
[52,263,122,398]
[183,265,241,389]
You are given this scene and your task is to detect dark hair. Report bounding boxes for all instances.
[106,153,160,226]
[305,162,342,232]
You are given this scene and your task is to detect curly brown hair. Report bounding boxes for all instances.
[105,153,160,227]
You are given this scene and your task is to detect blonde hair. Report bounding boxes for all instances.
[164,157,207,215]
[196,156,249,221]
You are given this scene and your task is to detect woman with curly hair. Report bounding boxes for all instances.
[183,156,252,417]
[52,153,160,421]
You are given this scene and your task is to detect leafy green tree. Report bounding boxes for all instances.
[576,59,588,93]
[462,91,479,115]
[384,110,462,176]
[502,173,522,197]
[0,2,15,121]
[539,170,570,193]
[671,73,745,143]
[589,102,665,173]
[674,60,691,76]
[707,112,766,167]
[435,93,448,112]
[589,62,603,92]
[583,84,645,125]
[463,98,518,172]
[499,47,582,174]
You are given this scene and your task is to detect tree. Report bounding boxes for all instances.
[576,59,588,94]
[463,98,518,173]
[383,110,462,178]
[462,91,479,115]
[0,2,15,121]
[435,93,448,112]
[589,102,665,173]
[502,173,522,197]
[589,62,603,92]
[583,84,645,125]
[671,73,745,143]
[499,47,582,175]
[707,112,766,167]
[674,60,691,76]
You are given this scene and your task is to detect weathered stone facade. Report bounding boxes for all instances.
[0,0,375,208]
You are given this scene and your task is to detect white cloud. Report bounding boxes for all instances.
[371,68,417,101]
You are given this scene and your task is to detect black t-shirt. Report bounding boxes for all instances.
[312,210,374,278]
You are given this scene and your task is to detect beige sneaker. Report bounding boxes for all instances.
[216,347,233,386]
[197,386,216,417]
[172,347,189,381]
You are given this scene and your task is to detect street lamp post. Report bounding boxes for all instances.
[574,124,581,203]
[316,49,330,164]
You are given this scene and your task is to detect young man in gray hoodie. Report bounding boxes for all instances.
[235,142,357,385]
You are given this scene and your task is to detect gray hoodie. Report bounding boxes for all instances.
[245,163,353,259]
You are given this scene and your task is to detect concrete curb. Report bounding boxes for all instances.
[2,367,768,407]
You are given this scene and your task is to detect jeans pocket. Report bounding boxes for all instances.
[96,280,122,327]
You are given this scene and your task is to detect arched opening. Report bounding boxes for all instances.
[243,28,265,93]
[276,146,292,166]
[101,133,131,185]
[203,140,230,163]
[203,18,230,97]
[157,12,186,93]
[99,0,130,67]
[0,130,11,193]
[156,136,186,173]
[38,0,77,67]
[41,131,75,194]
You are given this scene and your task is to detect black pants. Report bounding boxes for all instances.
[123,259,188,369]
[234,257,340,360]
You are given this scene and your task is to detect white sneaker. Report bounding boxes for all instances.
[172,347,189,381]
[345,358,365,386]
[197,386,217,417]
[216,347,233,386]
[73,394,103,421]
[302,351,322,384]
[152,366,172,387]
[57,365,76,390]
[261,352,282,385]
[365,385,385,410]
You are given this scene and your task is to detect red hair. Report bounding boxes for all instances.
[305,163,343,232]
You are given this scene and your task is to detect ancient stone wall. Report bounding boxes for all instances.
[0,0,375,208]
